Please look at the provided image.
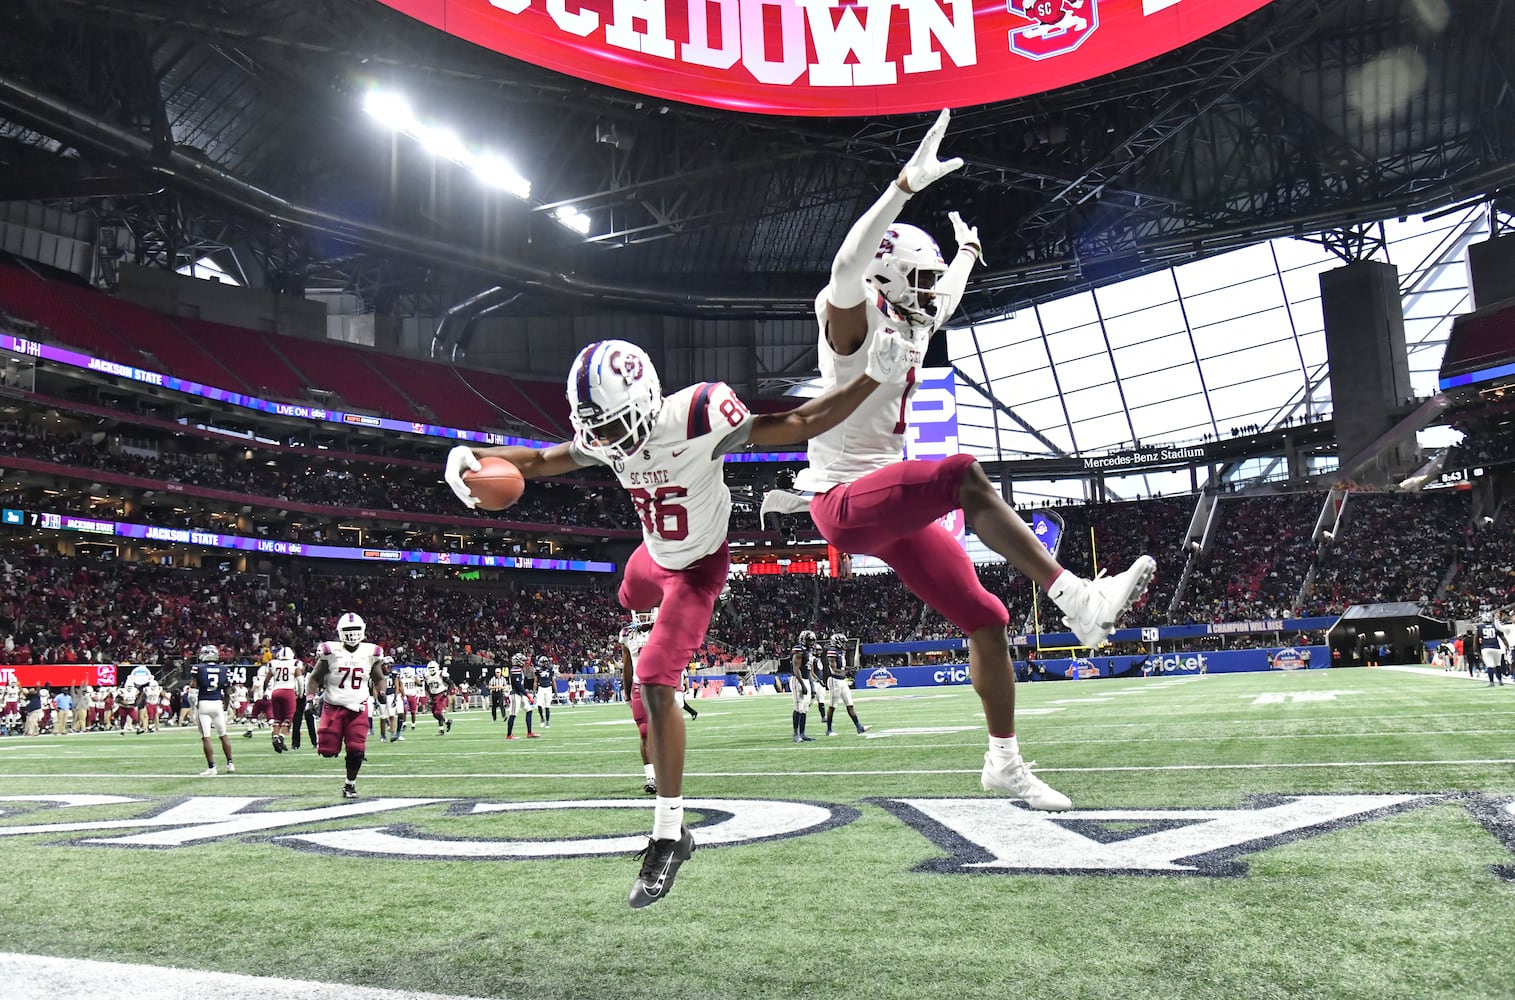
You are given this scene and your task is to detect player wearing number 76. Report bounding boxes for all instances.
[443,328,920,909]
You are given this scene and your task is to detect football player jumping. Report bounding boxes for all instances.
[445,327,919,909]
[763,108,1157,813]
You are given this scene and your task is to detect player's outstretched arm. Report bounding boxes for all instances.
[827,109,964,355]
[928,210,983,333]
[445,442,587,509]
[747,327,923,447]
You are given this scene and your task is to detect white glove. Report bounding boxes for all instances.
[444,445,482,510]
[949,210,983,265]
[899,109,964,194]
[865,326,925,384]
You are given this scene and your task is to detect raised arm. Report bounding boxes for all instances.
[826,110,964,356]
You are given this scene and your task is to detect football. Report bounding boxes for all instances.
[463,456,526,511]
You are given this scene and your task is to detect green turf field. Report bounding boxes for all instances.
[2,667,1512,1000]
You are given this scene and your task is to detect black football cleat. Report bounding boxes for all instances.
[628,826,694,909]
[342,781,358,800]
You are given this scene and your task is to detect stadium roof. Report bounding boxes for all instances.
[0,0,1511,321]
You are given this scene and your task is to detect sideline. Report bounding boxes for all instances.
[0,952,490,1000]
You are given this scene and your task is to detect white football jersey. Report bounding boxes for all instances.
[582,381,753,570]
[400,671,420,697]
[423,663,449,695]
[144,680,161,701]
[267,658,300,692]
[2,681,17,703]
[317,640,385,712]
[795,291,918,492]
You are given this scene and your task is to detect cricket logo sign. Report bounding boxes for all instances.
[1007,0,1098,60]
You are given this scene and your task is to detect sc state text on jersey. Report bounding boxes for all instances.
[627,470,671,486]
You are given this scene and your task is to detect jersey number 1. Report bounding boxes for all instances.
[892,367,917,435]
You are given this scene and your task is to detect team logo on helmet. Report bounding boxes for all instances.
[1007,0,1099,60]
[607,350,644,382]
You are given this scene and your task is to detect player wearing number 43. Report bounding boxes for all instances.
[306,613,389,800]
[760,108,1158,814]
[445,323,920,909]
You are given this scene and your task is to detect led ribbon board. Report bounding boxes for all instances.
[372,0,1274,116]
[1,507,617,573]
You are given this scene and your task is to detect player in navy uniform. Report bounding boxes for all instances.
[789,630,819,743]
[534,656,557,729]
[505,653,538,740]
[821,633,868,736]
[620,612,659,794]
[1476,615,1510,686]
[191,644,236,776]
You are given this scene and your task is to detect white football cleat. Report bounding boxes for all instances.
[226,762,236,773]
[1054,555,1157,648]
[198,766,217,777]
[980,753,1071,812]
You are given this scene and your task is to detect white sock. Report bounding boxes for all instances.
[644,763,655,780]
[652,795,683,841]
[1046,570,1079,614]
[673,690,685,710]
[987,735,1020,766]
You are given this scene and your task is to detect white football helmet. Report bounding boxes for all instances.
[511,652,529,667]
[798,629,817,646]
[197,644,220,663]
[426,660,441,673]
[567,340,663,463]
[337,613,365,646]
[275,646,295,661]
[867,223,947,330]
[829,632,848,649]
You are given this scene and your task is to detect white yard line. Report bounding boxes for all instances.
[0,953,491,1000]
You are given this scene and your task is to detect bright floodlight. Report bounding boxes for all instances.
[362,89,415,130]
[473,155,531,200]
[417,126,468,163]
[553,207,591,236]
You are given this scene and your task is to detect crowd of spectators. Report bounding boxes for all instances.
[1444,418,1515,470]
[1432,516,1515,621]
[1174,492,1322,623]
[1299,491,1471,616]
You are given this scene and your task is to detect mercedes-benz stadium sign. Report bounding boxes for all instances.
[373,0,1275,116]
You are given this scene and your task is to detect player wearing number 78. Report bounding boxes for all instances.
[444,329,920,909]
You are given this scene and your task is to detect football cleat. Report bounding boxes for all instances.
[198,766,217,777]
[226,762,236,773]
[980,753,1071,812]
[505,734,518,741]
[628,825,695,909]
[342,781,358,800]
[643,779,658,795]
[1054,555,1157,649]
[855,726,869,735]
[527,732,541,739]
[445,719,453,733]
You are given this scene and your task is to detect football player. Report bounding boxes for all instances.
[821,633,867,736]
[788,630,818,743]
[191,644,235,775]
[142,673,162,733]
[1,674,21,734]
[504,653,537,740]
[762,109,1159,812]
[307,613,387,799]
[620,611,659,795]
[266,647,302,753]
[397,664,422,728]
[422,659,453,735]
[535,655,556,729]
[1476,612,1510,686]
[446,327,916,908]
[243,662,270,738]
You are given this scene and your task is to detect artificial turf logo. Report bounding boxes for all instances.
[3,794,1512,879]
[0,795,858,859]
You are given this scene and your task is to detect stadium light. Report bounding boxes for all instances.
[552,206,592,236]
[362,87,531,201]
[362,89,416,131]
[472,155,531,200]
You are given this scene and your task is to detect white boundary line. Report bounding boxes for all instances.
[0,952,487,1000]
[5,758,1513,781]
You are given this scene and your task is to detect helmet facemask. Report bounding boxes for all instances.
[337,613,365,647]
[568,341,663,463]
[867,225,948,331]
